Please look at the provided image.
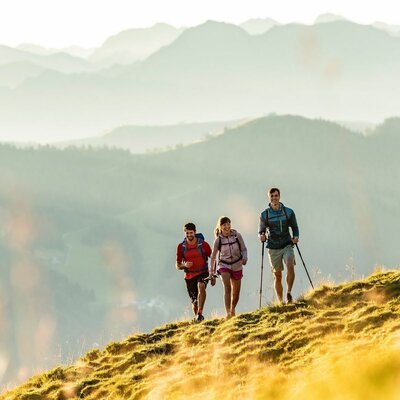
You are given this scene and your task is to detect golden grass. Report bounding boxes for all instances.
[2,270,400,400]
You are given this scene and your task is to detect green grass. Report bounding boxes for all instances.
[2,269,400,400]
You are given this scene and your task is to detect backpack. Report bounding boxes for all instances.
[264,205,293,247]
[218,233,242,265]
[264,204,289,227]
[182,233,208,272]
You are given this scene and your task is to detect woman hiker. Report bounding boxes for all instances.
[210,216,248,319]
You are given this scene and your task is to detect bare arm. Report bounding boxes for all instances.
[237,232,248,264]
[258,211,267,242]
[210,238,219,275]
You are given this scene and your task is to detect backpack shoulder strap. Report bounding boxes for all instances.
[282,205,289,223]
[218,232,242,253]
[182,238,187,259]
[182,236,208,264]
[197,236,205,259]
[234,233,242,252]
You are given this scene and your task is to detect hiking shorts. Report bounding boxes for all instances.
[185,272,209,304]
[218,267,243,280]
[268,245,295,272]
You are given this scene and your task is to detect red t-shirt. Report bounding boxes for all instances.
[176,239,212,280]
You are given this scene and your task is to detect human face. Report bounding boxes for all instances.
[268,191,280,207]
[221,221,231,236]
[184,229,196,243]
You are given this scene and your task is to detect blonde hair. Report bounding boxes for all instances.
[214,216,231,238]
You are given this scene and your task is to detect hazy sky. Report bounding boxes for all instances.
[1,0,400,48]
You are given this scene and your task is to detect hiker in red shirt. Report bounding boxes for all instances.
[176,222,214,322]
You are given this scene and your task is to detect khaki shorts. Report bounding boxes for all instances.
[268,245,295,272]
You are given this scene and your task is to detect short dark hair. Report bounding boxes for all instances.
[184,222,196,231]
[268,187,280,196]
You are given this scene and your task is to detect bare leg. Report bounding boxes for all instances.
[230,278,241,316]
[274,270,283,303]
[286,259,295,295]
[197,282,206,314]
[221,272,232,318]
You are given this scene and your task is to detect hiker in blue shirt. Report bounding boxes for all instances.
[258,187,299,304]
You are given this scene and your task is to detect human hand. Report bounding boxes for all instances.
[259,233,266,242]
[242,259,247,266]
[185,261,193,268]
[292,237,299,244]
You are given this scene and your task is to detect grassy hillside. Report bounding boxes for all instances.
[2,269,400,399]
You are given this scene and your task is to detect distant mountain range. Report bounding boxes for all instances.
[240,17,280,34]
[89,23,185,67]
[314,13,348,24]
[1,16,400,142]
[372,21,400,37]
[0,45,95,73]
[17,43,94,58]
[55,119,245,153]
[51,117,375,154]
[0,61,45,88]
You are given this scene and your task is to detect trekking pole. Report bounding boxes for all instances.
[259,242,265,309]
[295,244,314,289]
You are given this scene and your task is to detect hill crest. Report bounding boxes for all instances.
[2,269,400,399]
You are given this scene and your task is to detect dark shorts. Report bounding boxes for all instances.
[185,272,209,303]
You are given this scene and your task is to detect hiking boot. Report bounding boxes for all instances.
[286,293,293,304]
[196,313,205,323]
